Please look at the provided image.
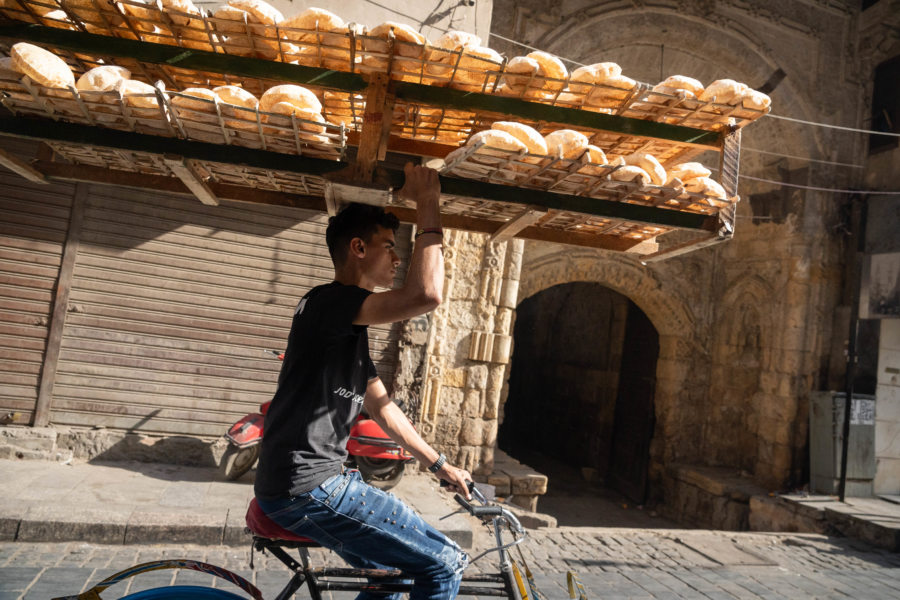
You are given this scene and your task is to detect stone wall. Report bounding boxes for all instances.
[402,0,894,505]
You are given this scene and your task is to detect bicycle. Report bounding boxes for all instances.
[53,483,587,600]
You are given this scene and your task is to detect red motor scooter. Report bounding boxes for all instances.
[220,350,414,490]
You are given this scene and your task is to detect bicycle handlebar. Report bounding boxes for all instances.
[454,493,504,517]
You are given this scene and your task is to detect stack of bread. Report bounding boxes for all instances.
[4,0,772,128]
[666,161,728,203]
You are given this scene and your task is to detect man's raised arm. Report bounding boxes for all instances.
[354,163,444,325]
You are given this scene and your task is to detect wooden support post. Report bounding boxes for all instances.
[33,182,88,427]
[163,155,218,205]
[0,147,48,184]
[352,73,395,183]
[489,206,548,242]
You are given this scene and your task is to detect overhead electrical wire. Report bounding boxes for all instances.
[739,175,900,196]
[741,147,865,169]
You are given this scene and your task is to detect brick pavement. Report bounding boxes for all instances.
[2,527,900,599]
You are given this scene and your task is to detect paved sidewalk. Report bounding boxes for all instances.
[0,459,474,548]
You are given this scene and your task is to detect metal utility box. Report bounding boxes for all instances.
[809,391,876,497]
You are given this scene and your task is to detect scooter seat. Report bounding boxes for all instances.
[245,498,318,544]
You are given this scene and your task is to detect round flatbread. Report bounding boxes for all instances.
[666,162,711,183]
[624,152,666,186]
[259,84,322,113]
[467,129,528,152]
[160,0,201,26]
[10,42,75,89]
[213,85,258,108]
[76,65,131,92]
[586,73,636,108]
[281,7,347,45]
[119,79,159,108]
[543,129,589,159]
[365,21,427,58]
[741,88,771,111]
[685,176,727,199]
[171,87,217,112]
[653,75,704,97]
[609,165,650,185]
[491,121,547,155]
[227,0,283,25]
[454,46,502,86]
[526,50,567,81]
[698,79,746,104]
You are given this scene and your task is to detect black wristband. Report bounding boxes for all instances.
[427,453,447,473]
[415,227,443,239]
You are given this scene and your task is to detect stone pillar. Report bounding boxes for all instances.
[414,232,523,475]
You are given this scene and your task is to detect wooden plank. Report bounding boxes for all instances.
[33,182,86,427]
[490,206,548,242]
[0,147,48,184]
[352,73,393,182]
[162,155,218,206]
[34,161,327,211]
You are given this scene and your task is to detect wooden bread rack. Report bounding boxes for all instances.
[0,0,762,260]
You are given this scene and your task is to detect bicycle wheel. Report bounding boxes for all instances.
[120,585,249,599]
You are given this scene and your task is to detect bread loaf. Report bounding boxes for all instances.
[609,165,650,185]
[698,79,746,104]
[651,75,704,99]
[10,42,75,90]
[467,129,528,153]
[214,85,259,129]
[499,56,540,96]
[624,153,666,186]
[685,176,727,200]
[666,162,710,184]
[491,121,547,155]
[76,65,131,92]
[227,0,283,27]
[544,129,589,159]
[159,0,200,26]
[453,46,502,89]
[365,21,427,58]
[171,87,218,112]
[740,88,771,111]
[259,84,322,113]
[587,73,636,108]
[281,7,349,49]
[119,79,159,108]
[265,103,326,133]
[569,62,621,97]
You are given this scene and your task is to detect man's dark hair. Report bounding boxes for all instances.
[326,203,400,267]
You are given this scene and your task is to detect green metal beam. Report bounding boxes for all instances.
[395,82,723,148]
[0,24,723,148]
[0,23,368,91]
[0,115,348,175]
[377,168,716,231]
[0,115,715,230]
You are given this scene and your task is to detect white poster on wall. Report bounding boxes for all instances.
[861,253,900,319]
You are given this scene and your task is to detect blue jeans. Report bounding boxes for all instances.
[257,470,467,600]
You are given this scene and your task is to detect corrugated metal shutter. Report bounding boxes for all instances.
[49,184,409,436]
[0,139,75,425]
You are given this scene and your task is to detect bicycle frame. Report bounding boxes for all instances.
[250,487,528,600]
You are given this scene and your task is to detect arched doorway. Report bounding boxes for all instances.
[498,282,660,515]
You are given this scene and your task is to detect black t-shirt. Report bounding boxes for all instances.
[254,282,377,499]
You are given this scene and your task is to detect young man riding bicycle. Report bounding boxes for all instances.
[254,163,473,600]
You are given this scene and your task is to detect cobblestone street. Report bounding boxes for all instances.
[3,527,900,599]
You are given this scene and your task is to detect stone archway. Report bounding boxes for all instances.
[513,245,703,497]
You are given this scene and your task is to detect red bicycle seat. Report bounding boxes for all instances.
[245,498,316,543]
